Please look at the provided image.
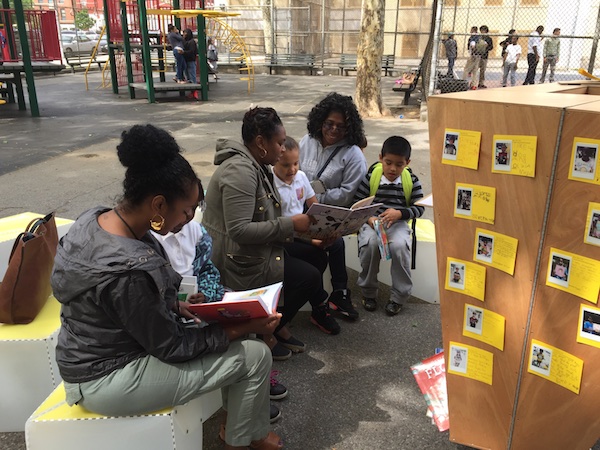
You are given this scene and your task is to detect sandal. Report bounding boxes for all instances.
[219,425,283,449]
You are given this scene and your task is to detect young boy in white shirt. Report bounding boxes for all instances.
[502,35,522,87]
[272,137,341,337]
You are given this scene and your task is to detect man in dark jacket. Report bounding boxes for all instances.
[476,25,493,88]
[179,28,198,98]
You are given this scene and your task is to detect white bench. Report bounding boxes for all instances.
[0,213,73,432]
[25,383,222,450]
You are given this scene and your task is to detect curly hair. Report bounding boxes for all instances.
[306,92,365,147]
[117,124,197,208]
[241,107,283,146]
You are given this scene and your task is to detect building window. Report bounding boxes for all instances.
[521,0,540,4]
[401,33,419,58]
[400,0,426,6]
[485,0,502,5]
[445,0,461,5]
[60,9,66,20]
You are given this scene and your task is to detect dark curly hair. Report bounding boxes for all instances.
[306,92,365,147]
[117,124,197,207]
[242,107,283,146]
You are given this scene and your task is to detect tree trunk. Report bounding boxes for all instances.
[355,0,389,117]
[261,0,274,54]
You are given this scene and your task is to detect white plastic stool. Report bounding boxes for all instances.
[26,383,223,450]
[0,296,61,431]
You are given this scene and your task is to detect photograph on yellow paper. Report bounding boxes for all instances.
[528,339,583,395]
[584,202,600,247]
[463,304,506,351]
[568,137,600,185]
[473,228,518,275]
[546,248,600,304]
[447,341,493,385]
[442,128,481,170]
[577,304,600,350]
[491,135,538,177]
[445,258,486,301]
[454,183,496,225]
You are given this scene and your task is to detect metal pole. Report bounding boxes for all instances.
[270,0,274,54]
[428,0,443,96]
[320,0,325,65]
[14,0,40,116]
[588,3,600,74]
[137,0,155,103]
[120,0,134,98]
[197,13,208,101]
[103,0,118,94]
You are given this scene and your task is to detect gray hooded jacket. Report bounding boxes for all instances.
[52,207,229,383]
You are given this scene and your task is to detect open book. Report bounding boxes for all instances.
[410,351,449,432]
[188,281,283,323]
[298,196,382,240]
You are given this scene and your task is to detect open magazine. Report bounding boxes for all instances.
[410,351,449,432]
[298,196,382,240]
[188,281,283,324]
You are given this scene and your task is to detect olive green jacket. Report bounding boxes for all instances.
[202,139,294,290]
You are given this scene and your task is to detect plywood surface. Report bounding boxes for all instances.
[511,108,600,450]
[428,96,564,449]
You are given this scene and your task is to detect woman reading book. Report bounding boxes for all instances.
[51,124,283,450]
[202,107,331,360]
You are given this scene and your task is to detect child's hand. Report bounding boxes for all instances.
[379,209,402,227]
[367,217,377,229]
[187,292,206,304]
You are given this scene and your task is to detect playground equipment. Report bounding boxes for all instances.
[101,0,253,103]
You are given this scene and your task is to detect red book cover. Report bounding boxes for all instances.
[189,282,282,324]
[410,351,449,432]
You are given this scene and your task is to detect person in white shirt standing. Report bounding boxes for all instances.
[524,25,544,85]
[502,35,522,87]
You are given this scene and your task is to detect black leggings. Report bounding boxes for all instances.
[277,242,328,330]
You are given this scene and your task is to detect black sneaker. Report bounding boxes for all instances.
[270,404,282,423]
[271,342,292,361]
[328,289,359,320]
[385,301,403,316]
[275,334,306,353]
[362,297,377,312]
[270,370,288,400]
[310,304,341,335]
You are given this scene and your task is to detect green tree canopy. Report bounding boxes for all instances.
[74,9,95,31]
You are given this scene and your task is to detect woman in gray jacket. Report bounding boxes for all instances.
[52,124,283,450]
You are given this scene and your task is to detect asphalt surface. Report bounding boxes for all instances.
[2,69,590,450]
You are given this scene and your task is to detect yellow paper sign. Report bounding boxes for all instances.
[442,128,482,170]
[491,135,538,177]
[568,137,600,185]
[577,304,600,349]
[528,339,584,394]
[445,258,486,301]
[473,228,519,275]
[454,183,496,225]
[584,202,600,247]
[447,341,493,385]
[463,304,506,351]
[546,248,600,304]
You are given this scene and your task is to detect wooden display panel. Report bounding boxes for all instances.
[511,105,600,450]
[428,85,600,450]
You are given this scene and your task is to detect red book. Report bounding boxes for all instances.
[410,351,449,432]
[189,282,282,324]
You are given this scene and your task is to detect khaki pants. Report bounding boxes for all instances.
[64,339,272,447]
[462,55,481,87]
[478,58,488,86]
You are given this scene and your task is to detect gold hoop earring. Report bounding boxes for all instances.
[150,214,165,231]
[259,148,267,159]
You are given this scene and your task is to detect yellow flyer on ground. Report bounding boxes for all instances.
[528,339,583,394]
[584,202,600,247]
[463,304,506,351]
[442,128,482,170]
[454,183,496,225]
[473,228,518,275]
[445,258,486,301]
[491,135,538,177]
[577,304,600,349]
[546,247,600,304]
[447,341,493,385]
[568,137,600,185]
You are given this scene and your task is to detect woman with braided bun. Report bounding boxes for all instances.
[52,124,283,450]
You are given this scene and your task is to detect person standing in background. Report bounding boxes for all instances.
[462,26,480,89]
[476,25,493,89]
[524,25,544,85]
[207,37,219,81]
[179,29,199,100]
[502,35,521,87]
[540,28,560,83]
[442,33,457,78]
[167,24,186,83]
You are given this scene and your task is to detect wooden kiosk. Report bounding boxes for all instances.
[428,82,600,450]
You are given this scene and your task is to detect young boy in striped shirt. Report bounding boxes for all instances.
[353,136,424,315]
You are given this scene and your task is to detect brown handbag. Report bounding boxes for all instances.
[0,212,58,324]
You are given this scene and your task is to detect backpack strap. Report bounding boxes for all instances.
[369,163,383,197]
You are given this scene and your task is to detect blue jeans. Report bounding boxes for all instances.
[174,50,186,81]
[502,62,517,86]
[186,60,197,84]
